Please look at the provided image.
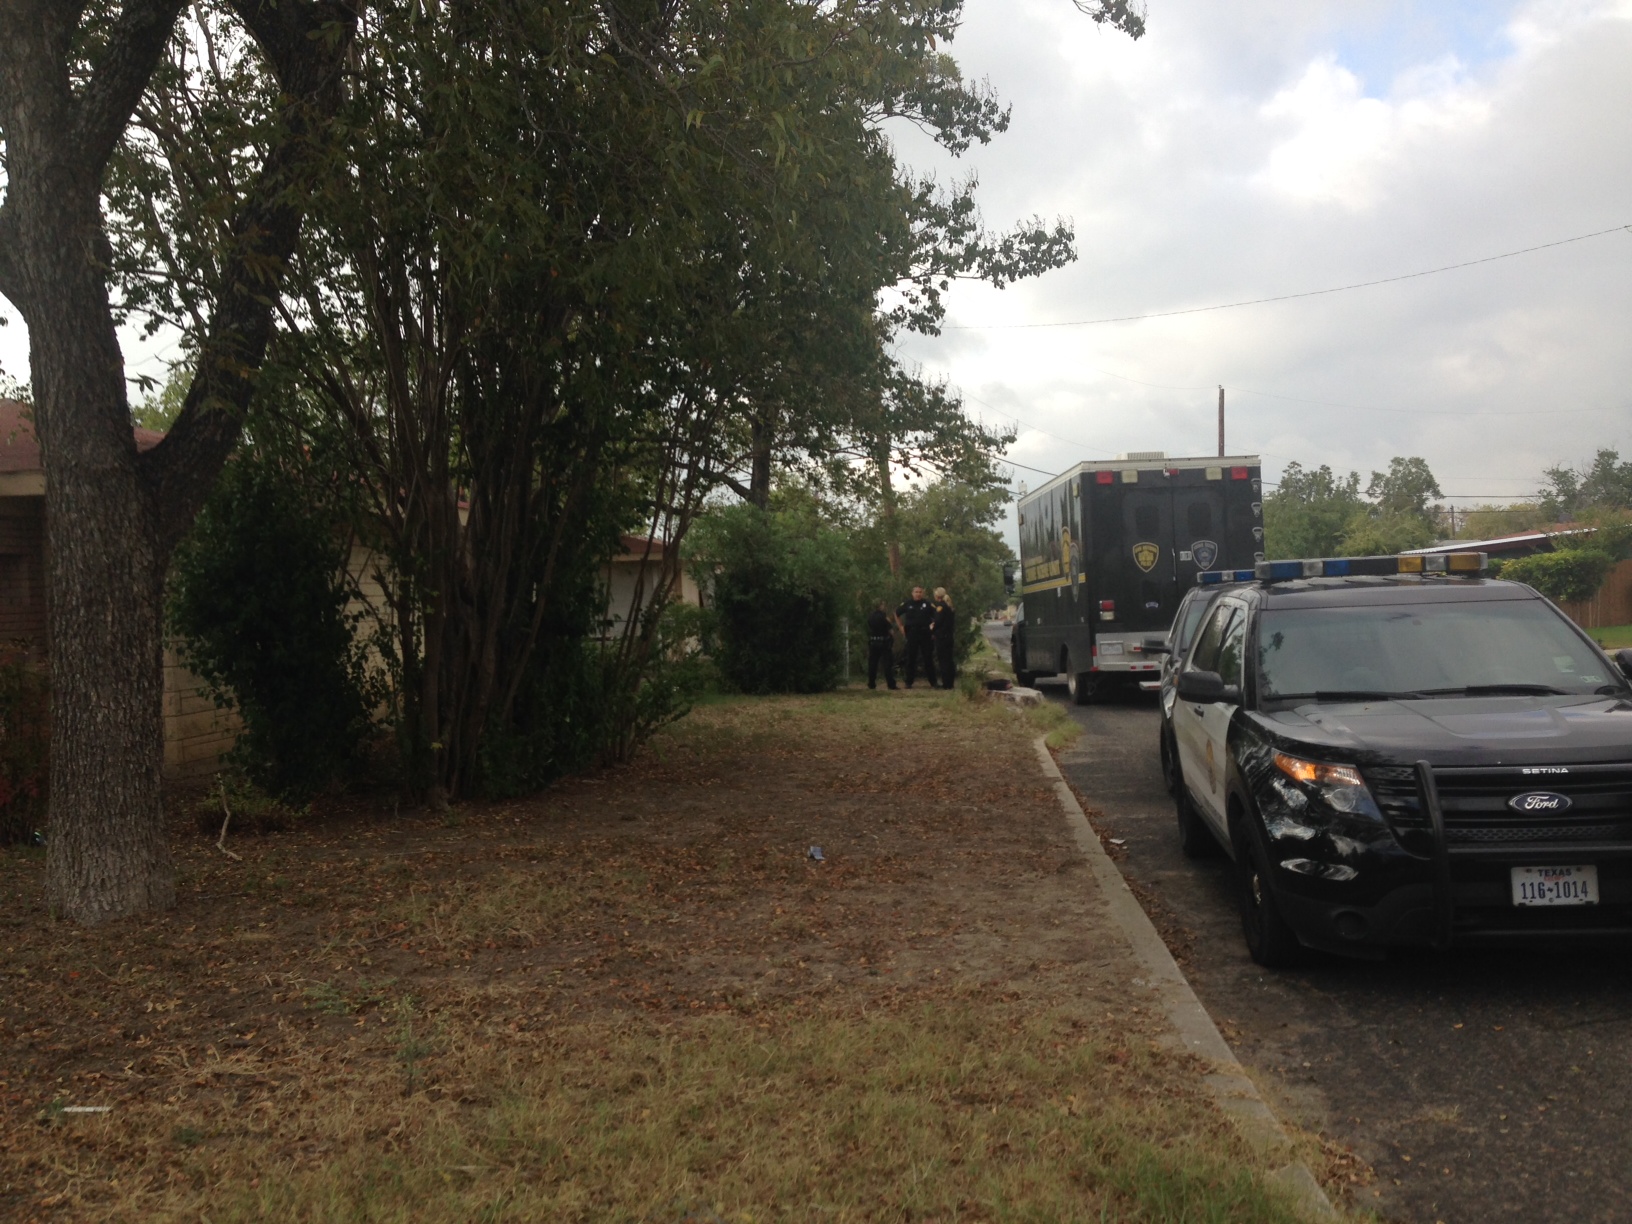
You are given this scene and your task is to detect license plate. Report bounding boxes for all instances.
[1511,865,1599,907]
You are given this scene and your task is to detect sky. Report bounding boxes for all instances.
[888,0,1632,518]
[2,0,1629,527]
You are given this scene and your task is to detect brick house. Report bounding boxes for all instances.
[0,397,239,780]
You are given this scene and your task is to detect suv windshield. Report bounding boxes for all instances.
[1258,597,1620,700]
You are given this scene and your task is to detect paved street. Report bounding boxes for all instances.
[1033,668,1632,1223]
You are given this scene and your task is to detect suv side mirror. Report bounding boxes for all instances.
[1615,648,1632,681]
[1176,669,1241,705]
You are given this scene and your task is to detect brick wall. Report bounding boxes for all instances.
[0,496,46,658]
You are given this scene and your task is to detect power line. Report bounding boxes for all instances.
[1231,386,1616,418]
[946,223,1632,331]
[996,457,1059,477]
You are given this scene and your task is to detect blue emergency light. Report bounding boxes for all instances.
[1194,552,1489,586]
[1252,552,1488,582]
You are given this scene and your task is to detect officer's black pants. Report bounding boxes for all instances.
[903,631,936,688]
[935,639,955,689]
[866,638,896,689]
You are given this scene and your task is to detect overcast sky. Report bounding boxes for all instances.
[892,0,1632,511]
[3,0,1628,519]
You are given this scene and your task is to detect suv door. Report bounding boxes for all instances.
[1174,599,1245,834]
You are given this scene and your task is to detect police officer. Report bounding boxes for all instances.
[896,585,937,688]
[862,599,896,690]
[931,586,957,689]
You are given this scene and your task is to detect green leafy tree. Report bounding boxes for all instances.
[1338,512,1437,556]
[1460,502,1551,539]
[1366,456,1443,521]
[850,478,1008,662]
[1263,463,1365,558]
[691,497,855,694]
[1539,449,1632,521]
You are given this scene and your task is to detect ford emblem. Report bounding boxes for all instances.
[1508,791,1572,814]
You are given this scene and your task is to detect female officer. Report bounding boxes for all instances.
[931,587,957,689]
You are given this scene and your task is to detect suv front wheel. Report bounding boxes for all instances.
[1231,812,1304,968]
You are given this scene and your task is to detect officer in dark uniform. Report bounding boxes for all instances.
[931,586,957,689]
[896,585,937,688]
[865,599,897,690]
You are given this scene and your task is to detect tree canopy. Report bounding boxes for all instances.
[0,0,1143,918]
[1265,456,1444,558]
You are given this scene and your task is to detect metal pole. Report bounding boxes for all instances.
[1217,385,1225,458]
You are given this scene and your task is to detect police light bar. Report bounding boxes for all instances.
[1195,569,1257,585]
[1252,552,1488,582]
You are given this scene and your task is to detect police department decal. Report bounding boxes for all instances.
[1508,791,1572,814]
[1190,539,1218,570]
[1132,541,1160,572]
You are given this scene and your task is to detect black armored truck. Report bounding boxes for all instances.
[1009,452,1264,701]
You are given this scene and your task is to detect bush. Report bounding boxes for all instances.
[691,502,852,695]
[476,592,711,799]
[169,455,375,802]
[0,644,48,845]
[1500,548,1615,604]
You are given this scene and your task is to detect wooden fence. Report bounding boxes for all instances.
[1558,558,1632,631]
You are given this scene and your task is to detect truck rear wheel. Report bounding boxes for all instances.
[1065,653,1096,705]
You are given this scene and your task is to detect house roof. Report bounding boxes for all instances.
[1403,527,1595,556]
[0,397,164,475]
[612,534,673,563]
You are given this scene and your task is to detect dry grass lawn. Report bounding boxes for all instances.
[1,688,1320,1221]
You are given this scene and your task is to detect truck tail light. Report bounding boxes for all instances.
[1095,470,1114,484]
[1099,600,1115,612]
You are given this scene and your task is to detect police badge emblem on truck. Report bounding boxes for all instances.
[1190,539,1218,570]
[1132,541,1160,572]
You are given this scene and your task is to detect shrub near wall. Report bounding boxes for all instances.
[0,644,48,844]
[169,457,374,803]
[1501,549,1615,605]
[692,502,851,695]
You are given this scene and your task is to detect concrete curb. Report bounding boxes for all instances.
[1033,736,1338,1221]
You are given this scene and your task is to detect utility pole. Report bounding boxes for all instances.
[1217,386,1225,457]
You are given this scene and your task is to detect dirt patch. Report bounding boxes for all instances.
[0,689,1314,1221]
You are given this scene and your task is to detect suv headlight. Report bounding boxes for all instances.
[1272,751,1381,818]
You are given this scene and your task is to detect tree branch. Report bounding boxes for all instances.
[72,0,189,179]
[138,0,359,556]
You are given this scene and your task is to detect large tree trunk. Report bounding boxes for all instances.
[875,433,901,578]
[25,200,175,921]
[747,411,774,510]
[0,0,356,922]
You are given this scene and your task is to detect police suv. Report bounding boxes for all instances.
[1168,552,1632,966]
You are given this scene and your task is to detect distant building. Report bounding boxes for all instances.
[603,534,703,635]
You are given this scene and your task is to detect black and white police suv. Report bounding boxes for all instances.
[1169,552,1632,967]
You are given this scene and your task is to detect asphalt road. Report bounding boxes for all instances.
[1026,664,1632,1223]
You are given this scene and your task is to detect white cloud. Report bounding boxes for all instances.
[896,0,1632,526]
[1255,53,1490,207]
